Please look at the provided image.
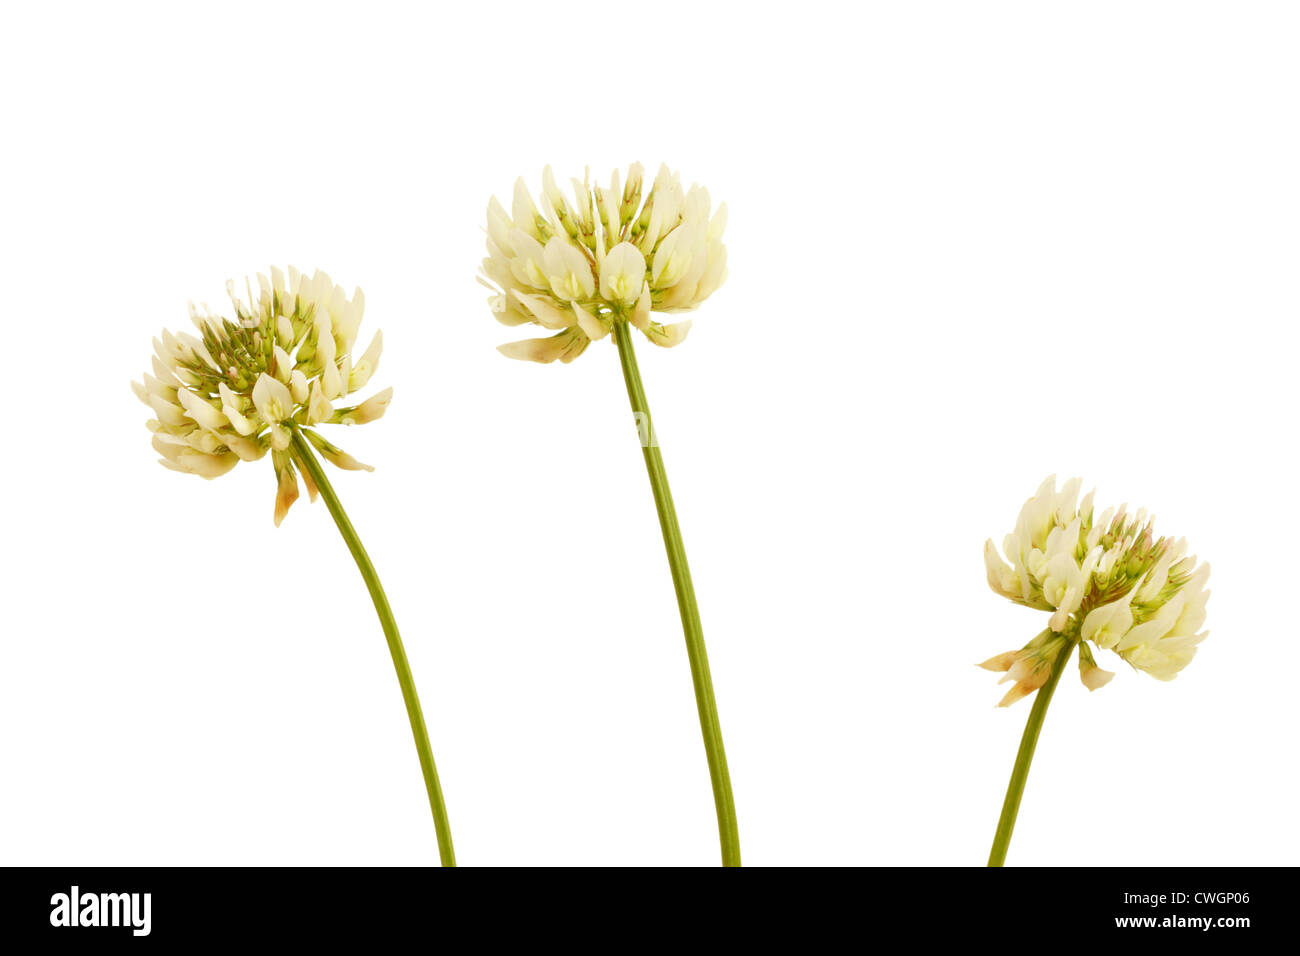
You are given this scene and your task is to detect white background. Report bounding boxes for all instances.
[2,2,1296,867]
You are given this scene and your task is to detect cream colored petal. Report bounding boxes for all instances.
[335,290,364,353]
[222,432,266,462]
[151,432,187,461]
[692,242,728,302]
[222,402,259,437]
[303,428,373,471]
[514,292,576,330]
[176,331,219,372]
[1076,642,1113,691]
[655,245,709,309]
[321,362,343,401]
[187,429,224,454]
[630,283,651,330]
[596,187,620,247]
[1115,594,1186,653]
[641,196,666,252]
[309,297,334,339]
[621,163,644,220]
[488,292,533,327]
[651,224,700,288]
[600,242,646,306]
[298,460,319,502]
[983,539,1016,598]
[151,354,185,386]
[543,237,596,301]
[1080,592,1136,650]
[642,320,692,348]
[555,329,590,363]
[148,395,189,429]
[272,345,294,383]
[349,330,383,391]
[497,335,567,364]
[497,328,589,364]
[512,177,543,239]
[997,683,1035,708]
[306,379,334,425]
[272,450,300,526]
[541,165,567,217]
[330,386,393,425]
[508,230,550,289]
[570,176,594,230]
[978,651,1019,673]
[155,442,239,480]
[573,303,609,342]
[290,369,310,405]
[707,202,728,241]
[142,373,177,402]
[252,373,294,424]
[487,196,515,254]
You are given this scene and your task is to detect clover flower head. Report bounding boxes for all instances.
[479,163,728,364]
[980,475,1210,705]
[132,267,392,525]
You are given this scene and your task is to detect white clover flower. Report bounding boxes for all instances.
[980,475,1210,705]
[479,163,728,363]
[132,267,392,525]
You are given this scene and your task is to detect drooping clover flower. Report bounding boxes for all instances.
[980,475,1211,705]
[479,163,728,363]
[131,268,456,864]
[131,267,391,525]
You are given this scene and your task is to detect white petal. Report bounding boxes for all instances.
[630,283,651,330]
[573,303,609,341]
[175,387,229,432]
[252,373,294,424]
[512,177,542,238]
[306,380,334,425]
[514,292,576,330]
[642,320,692,348]
[349,330,383,391]
[334,386,393,425]
[651,224,700,288]
[487,196,515,254]
[600,242,646,306]
[543,237,596,301]
[273,450,299,526]
[497,329,589,364]
[290,369,309,405]
[304,429,373,471]
[273,345,294,383]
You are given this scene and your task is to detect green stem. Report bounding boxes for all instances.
[987,640,1075,867]
[290,428,456,867]
[611,322,741,867]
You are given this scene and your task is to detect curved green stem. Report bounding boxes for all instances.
[612,322,741,867]
[987,641,1075,867]
[290,428,456,867]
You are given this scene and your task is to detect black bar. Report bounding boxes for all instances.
[1,866,1286,943]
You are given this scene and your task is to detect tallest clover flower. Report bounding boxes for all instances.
[480,162,728,362]
[482,166,740,865]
